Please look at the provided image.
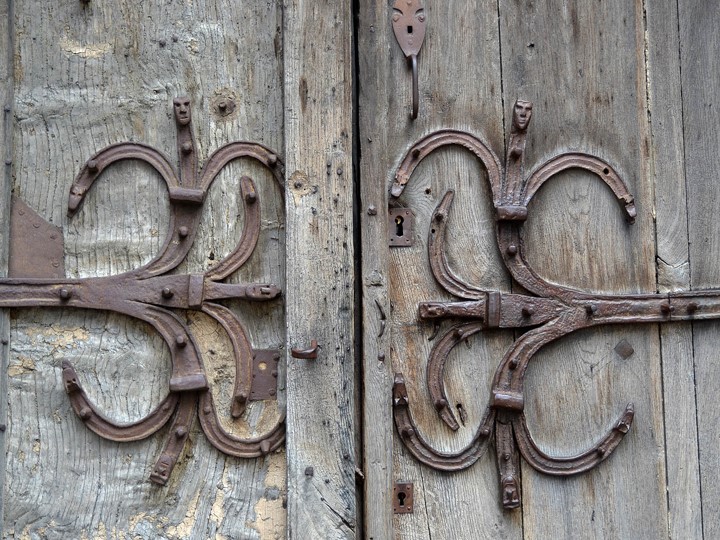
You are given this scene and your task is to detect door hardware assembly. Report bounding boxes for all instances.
[2,98,285,485]
[390,99,720,509]
[392,0,426,120]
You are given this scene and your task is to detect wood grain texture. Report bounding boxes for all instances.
[498,1,668,537]
[680,1,720,538]
[1,0,14,530]
[358,1,520,539]
[5,1,286,538]
[646,0,702,538]
[283,1,357,538]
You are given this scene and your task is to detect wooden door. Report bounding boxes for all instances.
[359,0,718,538]
[1,1,356,538]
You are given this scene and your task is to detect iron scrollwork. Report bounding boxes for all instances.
[391,100,717,509]
[2,98,285,485]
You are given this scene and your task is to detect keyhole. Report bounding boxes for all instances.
[407,25,413,34]
[395,215,404,237]
[397,491,407,507]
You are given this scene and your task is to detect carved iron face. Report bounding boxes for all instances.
[173,97,192,126]
[512,100,533,131]
[392,0,426,57]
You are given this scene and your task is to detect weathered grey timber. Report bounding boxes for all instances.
[359,1,520,539]
[647,1,703,538]
[1,0,13,530]
[681,1,720,538]
[283,0,357,538]
[4,1,286,538]
[499,2,667,537]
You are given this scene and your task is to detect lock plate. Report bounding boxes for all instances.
[250,349,281,401]
[389,208,414,247]
[393,481,414,514]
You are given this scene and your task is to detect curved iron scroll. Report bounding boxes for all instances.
[1,98,285,485]
[391,99,720,509]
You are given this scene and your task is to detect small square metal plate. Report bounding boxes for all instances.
[250,349,280,401]
[393,482,414,514]
[389,208,414,247]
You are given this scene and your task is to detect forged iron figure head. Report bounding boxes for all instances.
[173,97,192,126]
[512,100,533,132]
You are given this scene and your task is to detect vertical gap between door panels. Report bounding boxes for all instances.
[351,0,365,536]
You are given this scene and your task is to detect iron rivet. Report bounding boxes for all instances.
[181,142,193,154]
[411,148,421,159]
[162,287,174,299]
[585,304,597,315]
[503,453,510,461]
[59,288,72,300]
[80,407,92,420]
[402,427,415,438]
[3,105,10,113]
[509,358,519,370]
[175,426,187,438]
[294,181,303,189]
[687,302,698,314]
[0,424,6,432]
[507,245,518,256]
[218,101,227,111]
[260,440,271,455]
[159,39,166,47]
[305,466,314,476]
[521,306,534,317]
[245,191,257,204]
[4,159,11,166]
[87,160,99,173]
[337,168,343,175]
[267,153,278,166]
[434,398,447,411]
[597,447,607,457]
[269,388,276,396]
[203,405,212,414]
[271,370,278,378]
[172,35,178,42]
[661,303,673,315]
[178,226,189,238]
[235,393,247,403]
[434,212,444,222]
[367,205,377,216]
[480,427,490,437]
[175,335,187,348]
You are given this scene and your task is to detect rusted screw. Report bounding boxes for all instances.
[162,287,174,299]
[509,358,519,370]
[175,426,187,438]
[59,288,72,301]
[178,226,189,238]
[367,205,377,216]
[181,142,193,155]
[175,335,187,348]
[87,160,99,173]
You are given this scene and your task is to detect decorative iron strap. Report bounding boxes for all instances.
[390,100,716,510]
[1,98,285,485]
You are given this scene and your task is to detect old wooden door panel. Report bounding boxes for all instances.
[3,1,288,538]
[357,0,712,538]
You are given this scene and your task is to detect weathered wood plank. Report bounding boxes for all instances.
[498,1,668,537]
[358,1,521,538]
[1,0,14,530]
[5,1,286,538]
[680,2,720,538]
[283,1,357,538]
[646,0,702,538]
